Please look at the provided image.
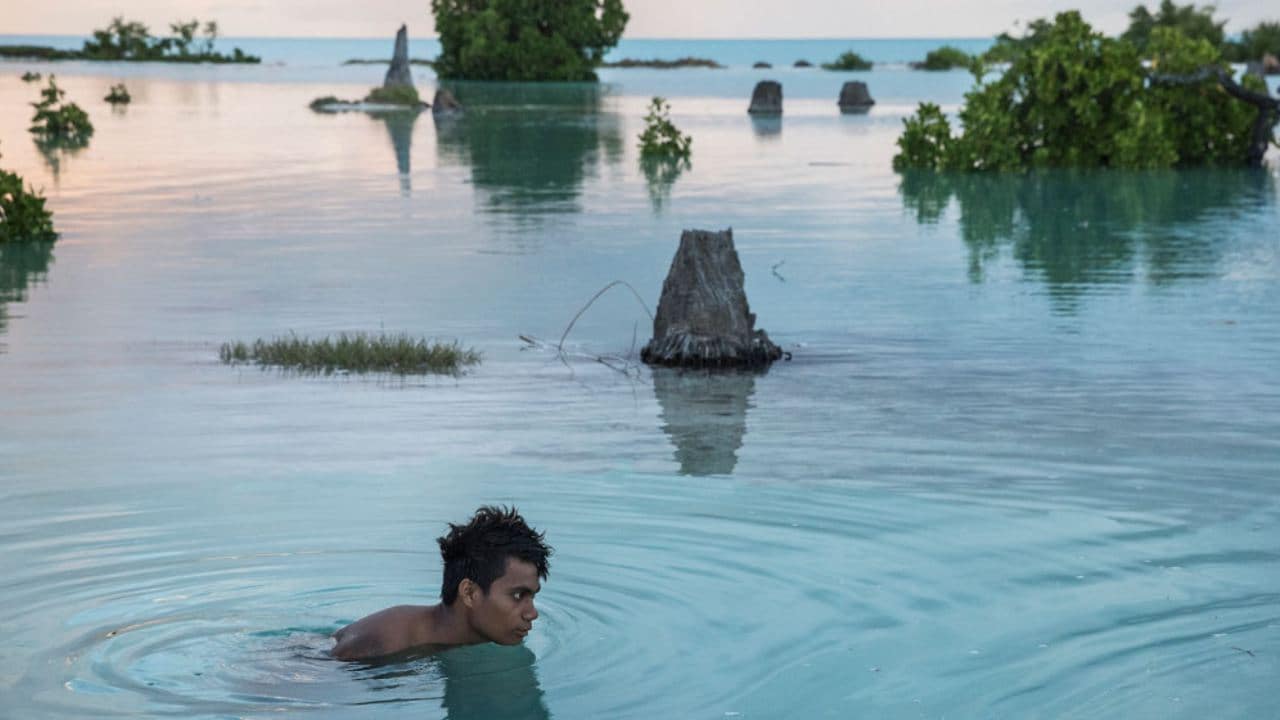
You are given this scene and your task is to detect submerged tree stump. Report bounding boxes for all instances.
[641,229,783,369]
[748,80,783,114]
[383,25,414,89]
[432,88,463,116]
[838,81,875,113]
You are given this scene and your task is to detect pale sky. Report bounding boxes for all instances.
[4,0,1276,38]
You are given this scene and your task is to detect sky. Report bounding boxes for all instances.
[4,0,1276,39]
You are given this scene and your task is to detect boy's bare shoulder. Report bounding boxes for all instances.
[332,605,428,660]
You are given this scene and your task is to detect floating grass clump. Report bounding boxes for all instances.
[21,71,42,82]
[220,333,481,375]
[29,76,93,146]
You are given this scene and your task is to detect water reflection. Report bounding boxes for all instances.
[640,156,688,212]
[0,240,55,345]
[379,111,418,194]
[653,368,758,476]
[439,644,549,720]
[434,82,623,220]
[749,115,782,140]
[34,139,90,184]
[899,169,1276,311]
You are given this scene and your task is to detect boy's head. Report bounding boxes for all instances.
[437,506,552,644]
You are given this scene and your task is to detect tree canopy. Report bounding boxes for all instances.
[894,11,1273,172]
[430,0,629,81]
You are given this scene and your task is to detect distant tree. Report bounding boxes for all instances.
[821,50,873,71]
[431,0,629,81]
[1122,0,1225,54]
[1225,20,1280,62]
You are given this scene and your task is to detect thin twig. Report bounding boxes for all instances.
[557,280,654,354]
[771,259,787,282]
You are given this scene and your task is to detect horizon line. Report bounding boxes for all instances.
[0,32,997,42]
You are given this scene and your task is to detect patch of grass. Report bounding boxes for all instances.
[821,50,873,71]
[104,83,131,104]
[308,95,346,111]
[219,333,481,376]
[21,71,42,82]
[364,85,421,106]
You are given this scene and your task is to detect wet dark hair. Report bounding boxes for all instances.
[438,505,551,605]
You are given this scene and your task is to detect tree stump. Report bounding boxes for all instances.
[383,25,414,89]
[432,88,463,116]
[641,228,783,369]
[748,80,783,114]
[838,81,875,113]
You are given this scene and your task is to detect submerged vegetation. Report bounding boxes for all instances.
[821,51,873,71]
[912,45,974,71]
[638,97,692,161]
[0,17,258,63]
[0,146,58,245]
[104,83,131,104]
[603,57,724,69]
[895,11,1276,171]
[29,77,93,147]
[220,334,481,375]
[431,0,629,81]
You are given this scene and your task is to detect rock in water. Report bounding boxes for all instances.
[384,24,413,89]
[432,88,463,116]
[748,80,782,114]
[641,228,783,368]
[838,81,875,113]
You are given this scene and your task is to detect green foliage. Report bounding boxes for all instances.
[821,50,873,71]
[894,12,1263,171]
[29,77,94,146]
[1122,0,1224,54]
[79,16,258,63]
[917,46,974,71]
[638,97,691,160]
[1226,21,1280,62]
[0,147,57,245]
[364,85,422,105]
[21,71,42,82]
[0,45,78,60]
[431,0,629,81]
[219,333,482,375]
[104,83,131,104]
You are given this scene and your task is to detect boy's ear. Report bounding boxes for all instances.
[459,578,477,608]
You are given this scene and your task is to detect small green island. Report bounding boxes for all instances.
[0,17,259,63]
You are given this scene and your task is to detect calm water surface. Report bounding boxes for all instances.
[1,41,1279,718]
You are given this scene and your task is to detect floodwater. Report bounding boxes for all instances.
[1,38,1279,719]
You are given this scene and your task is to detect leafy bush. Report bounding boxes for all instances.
[104,83,131,104]
[21,71,41,82]
[219,333,481,375]
[1225,21,1280,62]
[893,12,1265,171]
[821,50,873,71]
[0,146,57,244]
[1122,0,1224,55]
[364,84,421,105]
[916,45,973,71]
[638,97,691,160]
[29,77,94,146]
[431,0,629,81]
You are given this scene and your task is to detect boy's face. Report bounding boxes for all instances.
[467,557,541,645]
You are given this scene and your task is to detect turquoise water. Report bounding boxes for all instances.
[2,38,1280,719]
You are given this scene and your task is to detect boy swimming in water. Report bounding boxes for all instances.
[331,506,551,660]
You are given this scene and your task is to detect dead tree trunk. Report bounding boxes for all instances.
[1149,67,1279,168]
[383,25,414,90]
[641,229,783,369]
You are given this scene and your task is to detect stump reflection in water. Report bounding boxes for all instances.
[653,368,757,476]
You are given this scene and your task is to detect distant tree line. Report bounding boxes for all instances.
[0,17,259,63]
